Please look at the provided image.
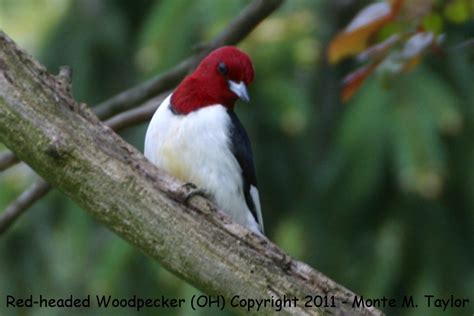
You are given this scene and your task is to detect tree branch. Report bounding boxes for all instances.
[94,0,284,119]
[0,31,381,316]
[104,92,167,131]
[0,96,165,234]
[0,151,19,171]
[0,180,50,234]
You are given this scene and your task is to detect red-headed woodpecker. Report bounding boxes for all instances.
[144,46,264,234]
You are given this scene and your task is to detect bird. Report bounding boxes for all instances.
[144,46,264,234]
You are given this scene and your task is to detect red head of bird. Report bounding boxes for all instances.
[171,46,255,114]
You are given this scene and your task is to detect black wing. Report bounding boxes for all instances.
[227,110,263,232]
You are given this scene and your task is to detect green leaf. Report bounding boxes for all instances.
[444,0,472,23]
[422,13,444,34]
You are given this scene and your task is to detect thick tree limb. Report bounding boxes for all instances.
[94,0,284,119]
[0,32,382,316]
[0,95,164,234]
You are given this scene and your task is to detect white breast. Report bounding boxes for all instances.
[144,94,261,233]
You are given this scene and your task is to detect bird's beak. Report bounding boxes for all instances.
[228,80,250,102]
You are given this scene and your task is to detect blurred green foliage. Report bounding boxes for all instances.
[1,1,473,315]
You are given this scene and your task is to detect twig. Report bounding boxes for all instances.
[207,0,283,47]
[0,151,19,171]
[94,0,284,119]
[105,92,168,131]
[448,38,474,53]
[0,180,50,234]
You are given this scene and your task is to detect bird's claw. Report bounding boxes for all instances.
[181,183,208,204]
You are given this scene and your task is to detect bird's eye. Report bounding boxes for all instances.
[217,62,228,75]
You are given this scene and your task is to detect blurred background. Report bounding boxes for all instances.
[0,0,473,315]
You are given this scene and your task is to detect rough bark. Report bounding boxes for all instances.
[0,31,382,316]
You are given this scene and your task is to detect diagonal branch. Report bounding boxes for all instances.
[104,92,167,131]
[0,180,50,234]
[0,97,164,235]
[0,151,19,171]
[0,30,381,316]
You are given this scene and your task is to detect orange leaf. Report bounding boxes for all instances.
[328,0,403,64]
[341,62,380,102]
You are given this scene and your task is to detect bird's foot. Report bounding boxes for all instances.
[180,183,209,204]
